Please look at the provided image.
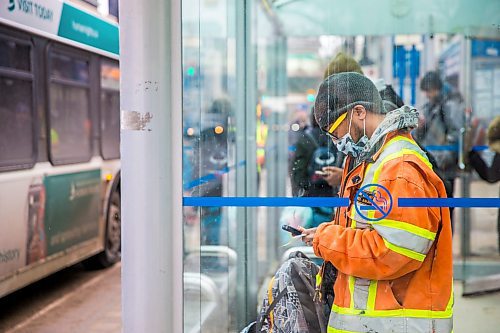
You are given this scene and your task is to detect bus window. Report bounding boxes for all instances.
[49,52,89,84]
[0,35,35,170]
[0,38,31,71]
[100,60,120,160]
[48,49,92,164]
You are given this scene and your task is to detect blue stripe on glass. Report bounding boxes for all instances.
[424,145,458,151]
[182,197,500,208]
[183,197,349,207]
[423,145,489,152]
[398,198,500,208]
[472,145,489,152]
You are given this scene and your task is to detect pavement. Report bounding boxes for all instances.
[454,281,500,333]
[5,264,122,333]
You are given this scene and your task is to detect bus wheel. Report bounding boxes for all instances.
[84,190,121,269]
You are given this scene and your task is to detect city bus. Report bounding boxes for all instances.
[0,0,120,298]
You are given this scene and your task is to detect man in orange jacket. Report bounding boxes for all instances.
[300,72,453,333]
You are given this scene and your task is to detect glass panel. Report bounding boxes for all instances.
[0,38,31,72]
[255,3,287,283]
[100,60,120,160]
[252,12,500,332]
[271,0,500,38]
[50,52,89,83]
[101,61,120,90]
[49,83,91,163]
[100,90,120,159]
[181,1,500,331]
[460,40,500,299]
[182,0,238,331]
[109,0,119,19]
[0,76,34,167]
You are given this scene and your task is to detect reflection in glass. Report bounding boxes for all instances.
[182,0,238,331]
[0,38,31,72]
[49,84,91,163]
[181,0,500,330]
[0,77,34,166]
[100,61,120,159]
[50,52,89,83]
[101,61,120,90]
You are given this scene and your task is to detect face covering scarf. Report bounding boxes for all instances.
[358,105,419,161]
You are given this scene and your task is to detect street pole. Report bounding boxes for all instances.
[120,1,183,332]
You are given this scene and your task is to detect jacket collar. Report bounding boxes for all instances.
[369,130,412,163]
[343,130,411,188]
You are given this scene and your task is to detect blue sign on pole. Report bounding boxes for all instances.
[471,40,500,58]
[393,45,406,101]
[409,46,420,105]
[393,44,420,104]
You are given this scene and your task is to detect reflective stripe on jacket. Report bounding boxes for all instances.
[313,130,453,333]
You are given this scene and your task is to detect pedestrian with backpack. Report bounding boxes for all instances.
[300,72,453,333]
[414,71,465,230]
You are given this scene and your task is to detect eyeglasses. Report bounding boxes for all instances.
[325,130,339,141]
[325,112,348,141]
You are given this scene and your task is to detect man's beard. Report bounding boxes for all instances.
[351,122,364,143]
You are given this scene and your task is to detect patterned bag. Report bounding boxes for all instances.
[254,251,330,333]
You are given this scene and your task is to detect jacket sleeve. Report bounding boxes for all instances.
[313,159,442,280]
[469,151,500,183]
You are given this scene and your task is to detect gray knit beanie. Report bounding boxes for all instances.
[314,72,386,132]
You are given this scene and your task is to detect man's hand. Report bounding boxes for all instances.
[322,166,343,187]
[297,226,317,246]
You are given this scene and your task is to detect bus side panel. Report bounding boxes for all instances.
[44,170,101,256]
[0,177,31,277]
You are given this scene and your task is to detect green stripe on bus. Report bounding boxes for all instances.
[57,3,119,55]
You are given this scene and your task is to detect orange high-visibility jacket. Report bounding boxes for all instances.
[313,131,453,333]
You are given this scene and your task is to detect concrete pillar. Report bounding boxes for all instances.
[120,0,183,332]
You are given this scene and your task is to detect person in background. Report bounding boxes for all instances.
[192,98,231,245]
[300,72,453,333]
[290,52,363,227]
[290,107,342,227]
[288,109,310,196]
[323,52,363,79]
[467,116,500,252]
[468,116,500,182]
[374,78,405,112]
[414,71,464,230]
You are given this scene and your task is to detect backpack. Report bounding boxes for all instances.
[426,100,450,137]
[306,132,338,187]
[245,251,331,333]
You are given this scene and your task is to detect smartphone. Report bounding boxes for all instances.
[315,170,328,176]
[281,224,302,236]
